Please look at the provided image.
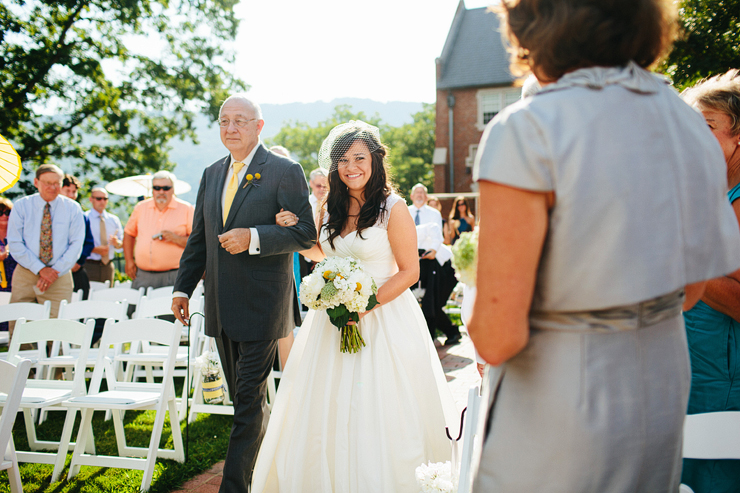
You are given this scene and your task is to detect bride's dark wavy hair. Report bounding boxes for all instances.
[323,129,395,249]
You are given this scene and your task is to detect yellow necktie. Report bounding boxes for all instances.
[223,161,245,225]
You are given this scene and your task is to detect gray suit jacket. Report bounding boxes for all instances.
[174,144,316,341]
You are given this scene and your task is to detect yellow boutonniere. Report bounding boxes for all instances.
[243,172,262,189]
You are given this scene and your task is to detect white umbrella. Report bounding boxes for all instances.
[0,133,22,193]
[105,174,192,197]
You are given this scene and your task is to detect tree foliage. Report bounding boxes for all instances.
[660,0,740,90]
[268,103,436,198]
[0,0,246,197]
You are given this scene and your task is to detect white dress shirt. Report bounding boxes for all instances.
[408,204,443,231]
[86,209,123,261]
[222,144,262,255]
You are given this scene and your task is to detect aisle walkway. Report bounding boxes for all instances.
[173,329,481,492]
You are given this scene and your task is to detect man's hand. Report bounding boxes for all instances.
[109,235,122,248]
[420,249,437,260]
[161,230,188,247]
[172,296,190,325]
[125,259,137,280]
[218,228,251,255]
[71,264,81,273]
[37,267,59,292]
[92,245,110,257]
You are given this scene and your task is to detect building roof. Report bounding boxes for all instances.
[436,1,515,90]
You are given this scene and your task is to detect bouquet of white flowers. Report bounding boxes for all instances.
[195,350,225,405]
[299,256,379,353]
[415,461,457,493]
[451,229,478,287]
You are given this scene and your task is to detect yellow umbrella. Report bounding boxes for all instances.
[0,133,22,194]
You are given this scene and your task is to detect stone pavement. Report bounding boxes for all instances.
[173,328,481,492]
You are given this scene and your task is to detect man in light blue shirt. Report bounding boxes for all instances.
[7,164,85,329]
[84,187,123,285]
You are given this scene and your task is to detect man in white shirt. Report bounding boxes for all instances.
[7,164,85,330]
[85,187,123,284]
[408,183,461,346]
[308,167,328,220]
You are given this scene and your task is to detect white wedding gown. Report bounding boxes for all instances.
[251,194,458,492]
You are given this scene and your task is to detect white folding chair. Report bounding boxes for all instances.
[114,280,132,289]
[131,294,204,420]
[0,301,52,365]
[88,280,110,292]
[63,318,185,491]
[683,411,740,459]
[188,334,235,423]
[0,291,12,306]
[457,384,483,493]
[89,286,144,305]
[4,318,95,483]
[145,285,174,298]
[0,358,32,493]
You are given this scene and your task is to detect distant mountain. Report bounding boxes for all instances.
[171,98,424,203]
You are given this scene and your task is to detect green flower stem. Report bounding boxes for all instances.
[340,324,366,353]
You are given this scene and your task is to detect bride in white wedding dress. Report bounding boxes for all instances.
[250,121,458,492]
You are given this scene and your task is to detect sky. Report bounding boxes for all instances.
[231,0,497,105]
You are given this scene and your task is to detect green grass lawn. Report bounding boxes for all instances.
[0,379,232,493]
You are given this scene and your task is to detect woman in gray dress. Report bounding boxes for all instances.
[467,1,740,491]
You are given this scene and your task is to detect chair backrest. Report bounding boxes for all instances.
[683,411,740,459]
[0,359,32,456]
[70,290,83,303]
[9,319,95,395]
[58,299,129,322]
[0,300,51,324]
[114,280,132,289]
[90,318,182,397]
[146,285,174,298]
[134,295,175,319]
[0,291,12,306]
[89,280,110,292]
[89,287,144,304]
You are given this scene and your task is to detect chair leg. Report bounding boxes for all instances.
[111,409,128,456]
[51,408,78,483]
[6,436,23,493]
[67,408,94,480]
[168,397,185,463]
[141,405,169,491]
[23,408,41,451]
[188,375,204,424]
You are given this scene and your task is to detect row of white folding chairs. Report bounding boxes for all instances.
[0,358,32,493]
[0,316,185,491]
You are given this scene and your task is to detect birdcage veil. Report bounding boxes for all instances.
[317,120,382,172]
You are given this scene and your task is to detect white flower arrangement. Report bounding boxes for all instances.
[299,256,378,353]
[195,350,221,377]
[451,230,478,287]
[415,461,457,493]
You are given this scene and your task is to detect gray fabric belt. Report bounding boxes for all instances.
[529,289,685,333]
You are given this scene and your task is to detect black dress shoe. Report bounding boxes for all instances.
[444,333,462,346]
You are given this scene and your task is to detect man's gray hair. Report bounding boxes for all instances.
[90,186,108,196]
[152,170,176,185]
[411,183,428,194]
[309,168,328,180]
[35,164,64,179]
[220,93,263,120]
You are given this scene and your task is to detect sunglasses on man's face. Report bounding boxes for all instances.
[152,186,172,191]
[0,210,10,216]
[91,196,108,201]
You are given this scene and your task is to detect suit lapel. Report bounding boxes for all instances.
[215,155,230,233]
[224,144,268,230]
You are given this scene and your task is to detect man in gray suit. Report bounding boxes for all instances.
[172,94,316,492]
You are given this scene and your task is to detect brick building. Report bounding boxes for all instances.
[433,1,520,194]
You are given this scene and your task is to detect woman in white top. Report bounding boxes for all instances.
[468,0,740,491]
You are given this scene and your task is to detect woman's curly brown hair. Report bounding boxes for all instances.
[496,0,679,82]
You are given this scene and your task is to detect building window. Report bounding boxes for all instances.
[476,87,521,130]
[465,144,478,170]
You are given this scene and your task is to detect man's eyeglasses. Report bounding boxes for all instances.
[91,196,108,201]
[218,118,257,128]
[152,186,172,191]
[0,210,10,216]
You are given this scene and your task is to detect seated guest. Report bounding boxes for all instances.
[7,165,85,339]
[123,170,193,290]
[680,68,740,493]
[61,174,95,299]
[0,197,17,332]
